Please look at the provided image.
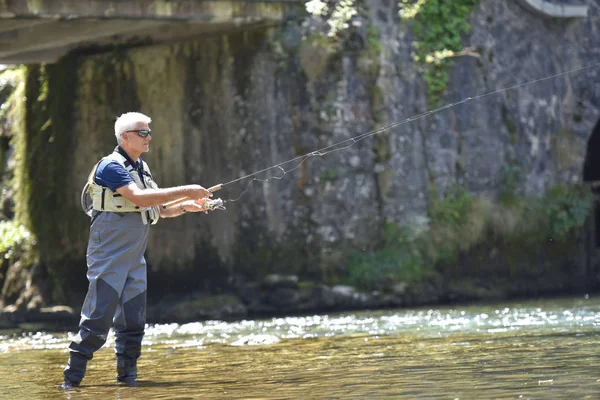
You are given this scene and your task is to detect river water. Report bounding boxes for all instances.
[0,296,599,399]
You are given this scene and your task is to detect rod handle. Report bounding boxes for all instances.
[208,184,222,193]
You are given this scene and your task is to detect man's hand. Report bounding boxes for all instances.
[181,198,210,214]
[188,185,213,199]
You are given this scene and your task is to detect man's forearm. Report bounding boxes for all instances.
[117,183,211,208]
[135,186,196,207]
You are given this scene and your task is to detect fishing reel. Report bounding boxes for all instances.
[203,198,226,211]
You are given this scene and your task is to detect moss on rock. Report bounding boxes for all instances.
[299,34,338,82]
[345,182,594,295]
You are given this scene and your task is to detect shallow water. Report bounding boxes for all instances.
[1,296,600,399]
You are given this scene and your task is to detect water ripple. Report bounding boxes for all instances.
[1,296,598,353]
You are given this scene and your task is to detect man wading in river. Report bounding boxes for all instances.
[62,112,213,389]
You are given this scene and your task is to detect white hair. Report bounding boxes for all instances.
[114,112,152,144]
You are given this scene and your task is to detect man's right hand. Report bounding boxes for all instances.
[188,184,213,199]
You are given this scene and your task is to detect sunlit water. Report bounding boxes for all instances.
[1,296,600,399]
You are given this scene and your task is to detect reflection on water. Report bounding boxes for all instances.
[1,296,599,399]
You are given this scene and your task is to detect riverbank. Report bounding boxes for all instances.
[1,270,597,331]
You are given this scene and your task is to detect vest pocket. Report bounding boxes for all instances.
[112,196,127,209]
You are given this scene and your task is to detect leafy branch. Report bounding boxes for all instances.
[399,0,479,107]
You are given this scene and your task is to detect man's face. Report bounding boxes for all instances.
[123,121,152,154]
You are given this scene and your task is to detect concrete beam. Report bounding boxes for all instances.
[0,0,301,21]
[514,0,588,18]
[0,19,162,61]
[0,19,54,34]
[0,0,302,63]
[0,20,277,63]
[0,46,73,64]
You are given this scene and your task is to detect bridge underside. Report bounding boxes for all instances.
[0,0,301,64]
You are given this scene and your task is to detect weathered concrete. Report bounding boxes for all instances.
[514,0,588,18]
[0,0,303,63]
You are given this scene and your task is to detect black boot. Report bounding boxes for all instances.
[62,352,87,388]
[116,357,138,385]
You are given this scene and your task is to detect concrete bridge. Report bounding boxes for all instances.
[0,0,589,64]
[0,0,303,64]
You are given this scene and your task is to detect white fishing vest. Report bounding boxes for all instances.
[84,152,160,225]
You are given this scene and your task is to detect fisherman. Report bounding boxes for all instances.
[62,112,213,388]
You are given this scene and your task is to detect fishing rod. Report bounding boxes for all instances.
[168,62,600,211]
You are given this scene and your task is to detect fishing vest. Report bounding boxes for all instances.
[84,152,160,225]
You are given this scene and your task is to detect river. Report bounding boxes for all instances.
[0,295,599,399]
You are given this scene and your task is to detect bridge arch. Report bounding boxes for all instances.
[514,0,588,18]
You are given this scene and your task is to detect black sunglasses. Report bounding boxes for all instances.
[127,129,152,138]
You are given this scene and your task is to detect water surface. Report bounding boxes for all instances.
[1,296,599,399]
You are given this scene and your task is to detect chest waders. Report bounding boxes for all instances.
[64,152,158,387]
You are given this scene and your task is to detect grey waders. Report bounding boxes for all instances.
[63,212,150,387]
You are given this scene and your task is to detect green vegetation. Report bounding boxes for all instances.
[0,67,24,138]
[0,67,25,204]
[2,67,28,224]
[359,25,382,78]
[347,223,428,291]
[1,58,83,305]
[298,33,338,81]
[399,0,478,107]
[366,26,382,57]
[301,1,382,81]
[305,0,358,38]
[0,221,38,304]
[346,183,594,291]
[498,164,523,207]
[18,58,79,264]
[0,220,36,263]
[528,184,593,241]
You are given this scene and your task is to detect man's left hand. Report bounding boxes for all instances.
[181,199,210,214]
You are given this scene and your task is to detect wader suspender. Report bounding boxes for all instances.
[139,167,153,225]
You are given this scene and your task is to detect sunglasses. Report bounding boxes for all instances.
[127,129,152,138]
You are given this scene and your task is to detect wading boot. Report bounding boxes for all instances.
[60,378,80,390]
[62,352,87,389]
[116,357,138,385]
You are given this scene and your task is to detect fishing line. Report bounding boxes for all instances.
[218,62,600,203]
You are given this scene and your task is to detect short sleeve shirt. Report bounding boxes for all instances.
[95,160,135,191]
[95,147,145,191]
